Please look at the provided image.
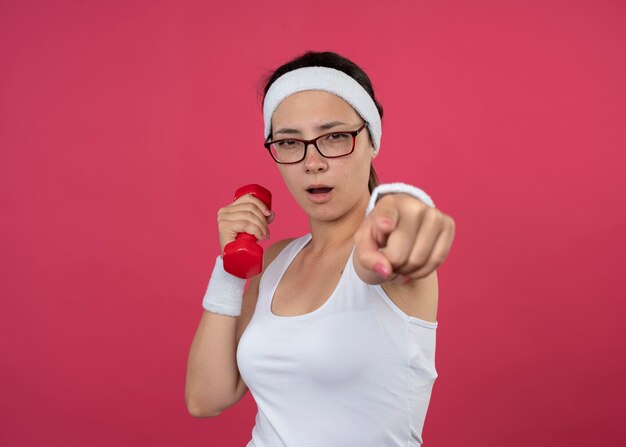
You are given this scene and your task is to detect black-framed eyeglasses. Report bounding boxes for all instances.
[264,123,368,164]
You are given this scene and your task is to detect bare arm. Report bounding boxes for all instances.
[184,239,292,418]
[184,273,260,417]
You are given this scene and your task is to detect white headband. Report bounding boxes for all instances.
[263,66,382,154]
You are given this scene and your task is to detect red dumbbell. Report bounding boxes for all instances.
[223,184,272,279]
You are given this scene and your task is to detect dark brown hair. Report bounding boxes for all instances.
[261,51,382,192]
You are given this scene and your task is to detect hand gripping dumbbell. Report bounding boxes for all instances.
[223,184,272,279]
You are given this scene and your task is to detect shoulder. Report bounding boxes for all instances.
[380,271,439,323]
[262,238,297,269]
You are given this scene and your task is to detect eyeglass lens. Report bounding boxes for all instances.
[270,132,355,163]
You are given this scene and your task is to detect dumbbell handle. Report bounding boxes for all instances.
[223,184,272,278]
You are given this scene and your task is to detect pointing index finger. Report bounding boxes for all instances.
[369,196,400,245]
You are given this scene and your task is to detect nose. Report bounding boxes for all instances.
[303,142,328,173]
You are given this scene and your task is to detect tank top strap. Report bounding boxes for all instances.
[256,234,312,309]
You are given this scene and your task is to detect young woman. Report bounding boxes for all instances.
[185,51,456,446]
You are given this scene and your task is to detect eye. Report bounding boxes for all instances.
[276,140,298,149]
[326,133,350,142]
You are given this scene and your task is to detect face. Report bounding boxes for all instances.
[270,90,374,222]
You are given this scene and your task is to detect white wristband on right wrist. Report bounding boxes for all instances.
[202,256,246,317]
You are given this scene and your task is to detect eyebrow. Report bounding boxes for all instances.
[273,121,349,136]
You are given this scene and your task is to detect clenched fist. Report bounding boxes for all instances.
[217,194,275,254]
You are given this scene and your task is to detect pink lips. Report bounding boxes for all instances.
[306,184,333,203]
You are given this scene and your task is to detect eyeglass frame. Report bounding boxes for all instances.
[264,122,368,164]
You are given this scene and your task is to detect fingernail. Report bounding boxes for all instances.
[379,218,393,227]
[263,208,271,217]
[374,262,390,279]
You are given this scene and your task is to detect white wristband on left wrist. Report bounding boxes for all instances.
[367,182,436,214]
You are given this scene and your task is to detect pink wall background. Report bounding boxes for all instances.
[1,0,625,445]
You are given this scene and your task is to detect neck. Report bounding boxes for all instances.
[306,192,370,256]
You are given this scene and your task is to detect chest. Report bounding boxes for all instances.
[237,243,416,394]
[270,254,346,317]
[238,305,408,389]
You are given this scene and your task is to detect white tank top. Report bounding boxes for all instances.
[237,234,438,446]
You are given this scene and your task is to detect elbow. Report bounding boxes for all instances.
[185,394,223,418]
[187,406,222,419]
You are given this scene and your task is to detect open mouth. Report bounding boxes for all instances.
[306,187,333,194]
